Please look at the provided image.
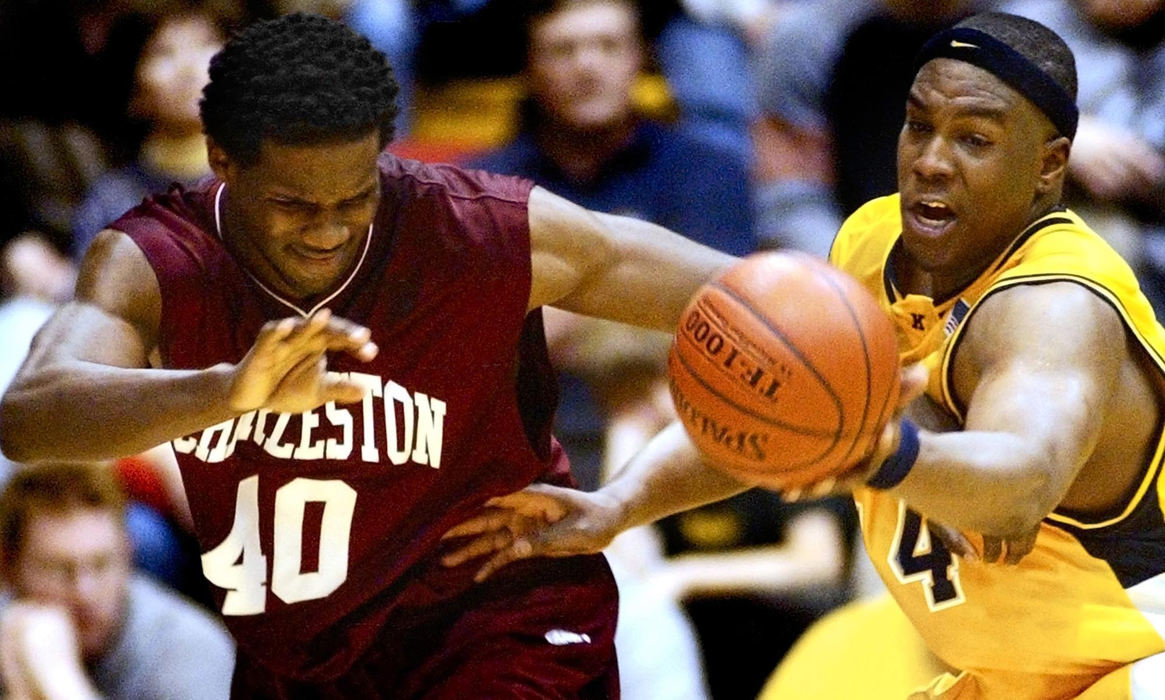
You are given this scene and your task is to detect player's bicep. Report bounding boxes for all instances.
[527,186,614,312]
[955,283,1124,484]
[22,229,160,372]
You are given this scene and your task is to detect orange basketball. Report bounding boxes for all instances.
[667,251,901,489]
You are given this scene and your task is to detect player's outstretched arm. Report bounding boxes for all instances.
[526,186,739,332]
[442,422,751,581]
[0,230,377,463]
[862,282,1127,541]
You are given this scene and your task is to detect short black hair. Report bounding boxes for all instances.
[200,12,399,165]
[955,12,1077,101]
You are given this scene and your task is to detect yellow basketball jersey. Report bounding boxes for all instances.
[831,195,1165,698]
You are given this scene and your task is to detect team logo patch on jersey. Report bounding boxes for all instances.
[545,629,592,646]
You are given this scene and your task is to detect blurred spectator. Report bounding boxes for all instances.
[0,0,155,160]
[465,0,753,258]
[345,0,421,136]
[71,3,238,260]
[0,462,234,699]
[1000,0,1165,309]
[651,0,784,166]
[750,0,983,255]
[344,0,526,140]
[0,1,150,256]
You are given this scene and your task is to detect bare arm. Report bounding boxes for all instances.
[885,283,1124,537]
[527,186,738,331]
[442,421,751,580]
[0,229,377,463]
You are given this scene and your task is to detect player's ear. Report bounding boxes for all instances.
[206,136,232,181]
[1035,134,1070,196]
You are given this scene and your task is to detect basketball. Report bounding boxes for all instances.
[667,251,901,489]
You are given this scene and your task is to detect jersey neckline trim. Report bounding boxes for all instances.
[882,208,1070,306]
[213,182,374,317]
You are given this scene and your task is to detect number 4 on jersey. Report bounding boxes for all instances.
[201,475,357,615]
[889,503,965,611]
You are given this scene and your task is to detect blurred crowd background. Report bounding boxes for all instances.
[0,0,1163,698]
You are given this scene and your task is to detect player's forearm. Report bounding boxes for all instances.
[889,428,1060,536]
[603,421,751,530]
[0,361,238,462]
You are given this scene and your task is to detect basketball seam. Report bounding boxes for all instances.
[699,280,849,469]
[809,271,882,467]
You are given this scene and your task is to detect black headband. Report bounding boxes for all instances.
[913,26,1078,140]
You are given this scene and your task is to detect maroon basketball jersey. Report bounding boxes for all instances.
[113,155,601,681]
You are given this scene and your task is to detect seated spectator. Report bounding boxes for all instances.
[464,0,753,255]
[0,462,234,699]
[71,3,239,260]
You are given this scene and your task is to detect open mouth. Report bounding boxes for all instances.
[908,199,956,235]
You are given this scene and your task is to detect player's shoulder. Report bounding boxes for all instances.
[830,194,901,266]
[378,151,534,206]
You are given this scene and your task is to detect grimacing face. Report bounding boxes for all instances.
[210,131,382,302]
[12,508,130,660]
[896,58,1064,299]
[527,0,642,132]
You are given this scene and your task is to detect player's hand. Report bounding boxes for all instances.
[1069,116,1165,203]
[982,523,1040,565]
[440,484,625,582]
[783,363,930,501]
[929,519,1039,565]
[927,520,978,562]
[227,308,378,414]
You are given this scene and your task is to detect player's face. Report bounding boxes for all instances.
[527,0,642,132]
[11,508,130,660]
[214,131,382,301]
[896,59,1058,297]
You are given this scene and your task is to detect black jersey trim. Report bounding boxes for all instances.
[882,210,1068,305]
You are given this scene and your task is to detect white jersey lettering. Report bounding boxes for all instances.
[172,372,446,469]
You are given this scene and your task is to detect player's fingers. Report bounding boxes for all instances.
[897,362,930,408]
[1003,528,1039,566]
[484,486,571,521]
[253,317,298,354]
[928,521,978,562]
[808,477,838,499]
[321,372,372,405]
[982,535,1003,563]
[473,538,536,582]
[441,529,517,568]
[441,510,515,541]
[274,310,353,348]
[318,316,376,355]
